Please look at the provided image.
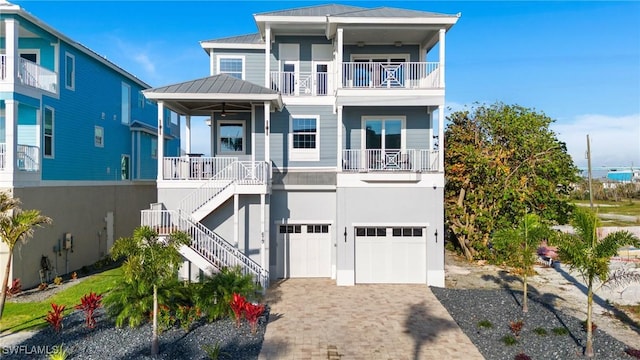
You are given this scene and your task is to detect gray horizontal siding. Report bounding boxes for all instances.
[271,36,332,72]
[270,105,337,169]
[213,49,265,87]
[344,44,421,62]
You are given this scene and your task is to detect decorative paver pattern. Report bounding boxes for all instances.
[259,279,484,360]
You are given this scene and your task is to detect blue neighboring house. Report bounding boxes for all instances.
[142,4,458,288]
[0,0,180,288]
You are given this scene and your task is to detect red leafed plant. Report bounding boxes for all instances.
[514,353,532,360]
[244,302,265,334]
[229,293,247,328]
[6,278,22,297]
[46,303,66,333]
[625,348,640,359]
[509,320,524,338]
[75,292,103,329]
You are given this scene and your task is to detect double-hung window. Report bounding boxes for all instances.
[94,126,104,147]
[217,56,244,80]
[43,107,54,158]
[65,53,75,90]
[289,116,319,161]
[121,82,130,125]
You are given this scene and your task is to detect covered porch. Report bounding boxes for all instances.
[143,74,283,182]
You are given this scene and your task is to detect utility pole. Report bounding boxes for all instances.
[586,135,594,209]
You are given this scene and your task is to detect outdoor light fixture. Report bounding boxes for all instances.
[221,103,227,117]
[434,229,438,243]
[344,227,347,242]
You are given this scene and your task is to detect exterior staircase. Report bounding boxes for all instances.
[141,161,270,289]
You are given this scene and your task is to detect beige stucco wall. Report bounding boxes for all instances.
[0,183,156,289]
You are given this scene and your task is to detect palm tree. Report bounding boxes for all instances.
[0,193,52,319]
[557,207,640,357]
[109,226,190,355]
[492,213,550,312]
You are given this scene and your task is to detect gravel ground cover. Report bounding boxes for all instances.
[432,287,637,360]
[2,306,269,360]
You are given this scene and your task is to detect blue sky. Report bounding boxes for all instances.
[14,0,640,169]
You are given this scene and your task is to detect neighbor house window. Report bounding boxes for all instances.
[138,91,145,108]
[217,120,245,154]
[151,138,157,159]
[217,56,244,80]
[94,126,104,147]
[121,155,130,180]
[289,116,319,161]
[121,82,130,124]
[65,53,75,90]
[43,107,54,157]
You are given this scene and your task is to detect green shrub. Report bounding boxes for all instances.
[501,335,517,346]
[195,266,260,322]
[477,320,493,328]
[202,342,228,360]
[533,327,547,336]
[552,327,569,335]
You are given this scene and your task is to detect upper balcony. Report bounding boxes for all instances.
[0,143,40,171]
[0,55,57,93]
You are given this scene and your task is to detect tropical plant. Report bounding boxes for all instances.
[557,207,640,357]
[244,301,265,334]
[229,292,247,328]
[509,320,524,338]
[194,266,260,322]
[6,278,21,297]
[176,304,199,332]
[444,103,577,260]
[75,292,102,329]
[0,193,52,319]
[54,276,63,286]
[202,342,228,360]
[108,226,190,355]
[49,344,69,360]
[492,213,551,312]
[45,303,66,333]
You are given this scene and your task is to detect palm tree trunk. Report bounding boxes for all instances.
[0,250,13,320]
[151,284,159,355]
[585,279,594,357]
[523,273,528,313]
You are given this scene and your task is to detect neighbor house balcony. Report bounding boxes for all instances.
[0,143,40,171]
[342,149,439,173]
[341,62,440,89]
[0,55,57,93]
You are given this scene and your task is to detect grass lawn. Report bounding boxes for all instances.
[0,266,122,333]
[573,199,640,217]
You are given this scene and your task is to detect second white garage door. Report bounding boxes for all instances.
[355,226,426,284]
[278,224,331,278]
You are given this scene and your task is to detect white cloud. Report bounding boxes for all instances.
[133,53,156,76]
[552,114,640,168]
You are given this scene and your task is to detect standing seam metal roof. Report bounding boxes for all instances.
[254,4,366,17]
[200,33,264,44]
[145,74,277,95]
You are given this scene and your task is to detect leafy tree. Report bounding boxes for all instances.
[557,207,640,357]
[445,103,577,260]
[0,193,51,319]
[492,213,551,312]
[108,226,190,355]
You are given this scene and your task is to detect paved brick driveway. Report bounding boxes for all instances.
[259,279,483,360]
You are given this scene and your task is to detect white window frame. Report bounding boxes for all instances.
[94,126,104,147]
[121,154,130,180]
[18,49,40,64]
[289,115,320,162]
[64,52,75,90]
[360,116,406,150]
[121,82,131,125]
[217,120,246,155]
[216,55,245,80]
[43,106,55,158]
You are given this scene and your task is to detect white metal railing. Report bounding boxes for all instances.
[270,71,329,96]
[17,58,57,93]
[140,209,269,289]
[17,144,39,171]
[0,143,5,170]
[342,62,440,89]
[163,156,237,180]
[342,149,439,172]
[179,161,270,216]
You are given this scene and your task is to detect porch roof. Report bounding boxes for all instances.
[143,74,283,116]
[130,120,177,139]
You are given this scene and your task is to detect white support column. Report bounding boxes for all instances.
[157,102,165,181]
[209,50,215,76]
[4,100,16,173]
[210,111,215,156]
[264,102,271,164]
[264,25,271,88]
[336,105,343,171]
[439,28,446,88]
[260,194,266,270]
[336,28,343,89]
[438,105,445,172]
[251,104,256,163]
[5,19,18,84]
[233,193,239,248]
[428,107,434,151]
[185,115,191,154]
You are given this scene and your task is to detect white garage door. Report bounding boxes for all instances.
[355,226,426,284]
[278,224,331,278]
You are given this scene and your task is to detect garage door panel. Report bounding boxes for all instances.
[356,227,426,284]
[279,224,331,278]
